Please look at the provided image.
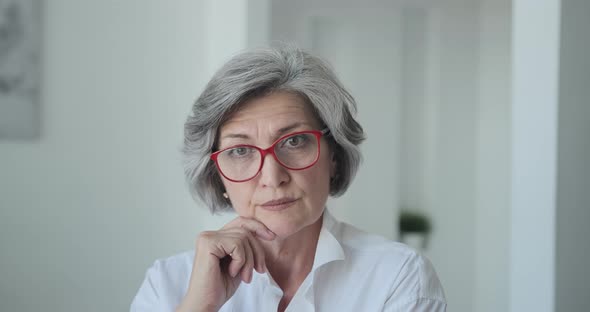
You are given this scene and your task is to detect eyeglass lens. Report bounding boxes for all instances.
[216,132,319,181]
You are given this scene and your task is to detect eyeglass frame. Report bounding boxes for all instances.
[210,128,330,183]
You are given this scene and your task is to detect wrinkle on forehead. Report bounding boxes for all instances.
[218,92,322,144]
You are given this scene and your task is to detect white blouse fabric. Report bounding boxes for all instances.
[130,209,447,312]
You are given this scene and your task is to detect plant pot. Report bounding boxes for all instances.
[401,232,426,250]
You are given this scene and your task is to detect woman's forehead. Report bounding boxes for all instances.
[220,92,321,135]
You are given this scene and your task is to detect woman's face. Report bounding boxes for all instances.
[217,92,334,238]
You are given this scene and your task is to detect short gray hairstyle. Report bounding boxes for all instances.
[183,45,365,214]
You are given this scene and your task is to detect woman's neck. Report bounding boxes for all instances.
[262,213,324,294]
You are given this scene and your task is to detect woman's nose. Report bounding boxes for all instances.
[258,153,290,187]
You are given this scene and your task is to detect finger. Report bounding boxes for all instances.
[201,233,236,260]
[227,242,246,278]
[222,217,276,240]
[240,237,255,283]
[197,231,228,260]
[222,228,266,274]
[246,232,267,273]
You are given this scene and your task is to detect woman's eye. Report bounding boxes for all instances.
[287,137,300,146]
[283,135,307,147]
[228,146,252,157]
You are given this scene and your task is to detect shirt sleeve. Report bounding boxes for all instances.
[130,261,166,312]
[384,298,447,312]
[382,251,447,312]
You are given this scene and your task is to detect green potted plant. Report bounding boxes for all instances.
[399,210,432,249]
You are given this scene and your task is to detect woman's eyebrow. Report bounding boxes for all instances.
[277,122,307,135]
[221,133,250,140]
[220,122,310,142]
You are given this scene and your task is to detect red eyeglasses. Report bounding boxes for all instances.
[211,129,329,182]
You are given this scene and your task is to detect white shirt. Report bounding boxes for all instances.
[131,210,446,311]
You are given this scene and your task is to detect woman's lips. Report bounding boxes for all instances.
[260,198,298,211]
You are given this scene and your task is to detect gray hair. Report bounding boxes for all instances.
[183,45,365,214]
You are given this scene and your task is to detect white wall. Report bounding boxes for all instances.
[555,0,590,310]
[474,0,511,310]
[0,1,212,311]
[420,4,480,311]
[511,0,561,311]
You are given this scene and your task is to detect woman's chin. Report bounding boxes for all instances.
[265,221,301,239]
[260,214,323,240]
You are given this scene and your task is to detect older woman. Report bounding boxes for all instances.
[131,46,446,312]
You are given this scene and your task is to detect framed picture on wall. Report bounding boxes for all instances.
[0,0,41,140]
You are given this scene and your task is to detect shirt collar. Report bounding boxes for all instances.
[299,208,345,306]
[312,208,345,271]
[258,208,345,282]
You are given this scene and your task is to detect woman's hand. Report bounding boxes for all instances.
[175,217,276,312]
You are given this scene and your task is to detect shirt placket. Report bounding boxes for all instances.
[261,271,316,312]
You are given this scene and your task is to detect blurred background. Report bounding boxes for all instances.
[0,0,588,311]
